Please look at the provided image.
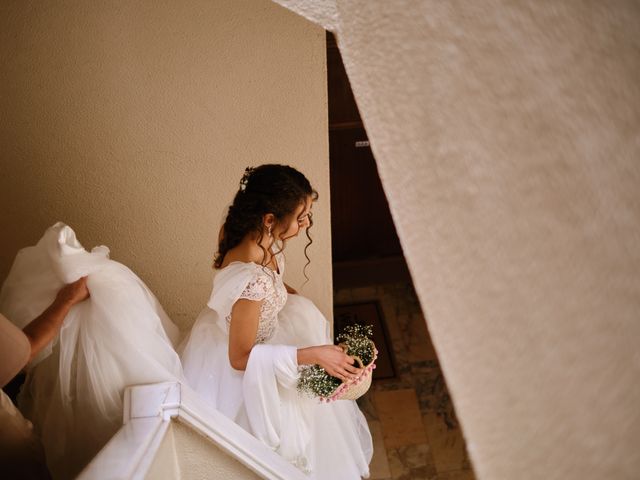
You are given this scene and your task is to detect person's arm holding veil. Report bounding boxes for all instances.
[228,297,362,383]
[2,276,90,389]
[22,277,90,362]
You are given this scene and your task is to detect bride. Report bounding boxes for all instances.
[180,164,372,479]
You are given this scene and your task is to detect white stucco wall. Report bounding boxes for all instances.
[0,0,331,331]
[275,1,640,479]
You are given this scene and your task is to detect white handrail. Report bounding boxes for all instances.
[78,382,307,480]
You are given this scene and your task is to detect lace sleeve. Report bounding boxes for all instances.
[237,272,271,302]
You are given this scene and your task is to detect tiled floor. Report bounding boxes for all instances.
[334,283,476,480]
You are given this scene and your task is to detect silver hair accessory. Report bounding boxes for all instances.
[239,166,254,192]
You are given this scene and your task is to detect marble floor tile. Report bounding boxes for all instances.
[373,376,415,393]
[357,391,379,421]
[392,344,412,373]
[411,364,456,428]
[374,389,427,449]
[387,443,437,480]
[372,337,413,392]
[404,314,438,363]
[368,420,392,479]
[386,446,413,479]
[422,413,472,473]
[435,469,476,480]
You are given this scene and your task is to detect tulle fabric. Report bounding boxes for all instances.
[180,264,373,479]
[0,223,183,479]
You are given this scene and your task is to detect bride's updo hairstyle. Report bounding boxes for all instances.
[214,164,318,278]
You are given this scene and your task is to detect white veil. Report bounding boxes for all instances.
[0,222,183,479]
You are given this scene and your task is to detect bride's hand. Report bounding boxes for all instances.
[300,345,362,383]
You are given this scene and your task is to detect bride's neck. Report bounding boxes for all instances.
[234,235,275,265]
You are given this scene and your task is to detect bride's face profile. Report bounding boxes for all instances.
[273,195,313,241]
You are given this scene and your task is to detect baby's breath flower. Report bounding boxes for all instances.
[297,323,375,399]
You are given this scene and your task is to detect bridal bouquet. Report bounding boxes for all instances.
[298,324,377,402]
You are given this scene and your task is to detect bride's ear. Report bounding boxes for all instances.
[262,213,275,229]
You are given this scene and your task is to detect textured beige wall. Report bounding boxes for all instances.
[0,0,331,331]
[275,1,640,479]
[146,421,261,480]
[145,422,181,480]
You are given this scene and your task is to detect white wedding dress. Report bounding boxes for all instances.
[0,223,184,479]
[180,249,373,479]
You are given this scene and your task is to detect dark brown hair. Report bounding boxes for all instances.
[214,164,318,281]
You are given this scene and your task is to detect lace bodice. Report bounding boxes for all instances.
[224,255,287,344]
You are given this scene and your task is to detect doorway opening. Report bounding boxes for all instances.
[327,32,476,480]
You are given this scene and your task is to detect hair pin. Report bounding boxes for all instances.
[239,166,254,192]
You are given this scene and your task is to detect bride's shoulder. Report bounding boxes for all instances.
[214,260,258,281]
[207,262,272,313]
[213,261,273,288]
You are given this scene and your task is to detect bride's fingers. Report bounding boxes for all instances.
[330,368,352,382]
[344,364,361,375]
[341,368,361,381]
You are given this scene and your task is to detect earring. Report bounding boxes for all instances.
[268,225,272,238]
